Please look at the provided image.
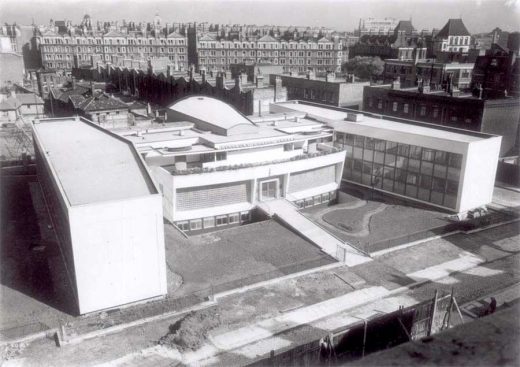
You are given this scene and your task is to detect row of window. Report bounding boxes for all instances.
[43,46,186,54]
[366,97,474,124]
[176,210,251,232]
[199,42,338,50]
[199,57,340,66]
[42,37,186,46]
[335,132,463,209]
[294,191,337,209]
[199,50,338,58]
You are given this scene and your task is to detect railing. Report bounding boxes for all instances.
[167,147,342,175]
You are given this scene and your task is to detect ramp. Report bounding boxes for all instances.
[258,199,371,266]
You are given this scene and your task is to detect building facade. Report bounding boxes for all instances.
[383,59,474,90]
[196,34,345,74]
[118,96,345,232]
[32,116,166,314]
[269,73,369,108]
[38,28,188,71]
[362,84,520,156]
[433,19,472,54]
[270,101,501,214]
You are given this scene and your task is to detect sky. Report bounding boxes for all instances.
[0,0,519,33]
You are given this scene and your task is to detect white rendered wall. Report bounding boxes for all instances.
[167,151,346,221]
[458,136,501,212]
[68,195,166,314]
[151,166,175,223]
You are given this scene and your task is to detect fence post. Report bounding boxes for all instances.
[361,319,368,358]
[427,290,438,336]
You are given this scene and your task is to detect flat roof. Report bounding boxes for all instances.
[33,117,157,206]
[275,102,491,144]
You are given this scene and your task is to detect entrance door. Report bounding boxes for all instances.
[260,179,278,201]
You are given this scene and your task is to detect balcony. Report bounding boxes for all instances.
[166,144,343,176]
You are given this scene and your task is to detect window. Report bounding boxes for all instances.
[392,102,398,112]
[216,152,227,161]
[228,213,239,224]
[240,211,250,223]
[216,215,228,226]
[377,99,383,109]
[322,192,330,202]
[433,107,439,118]
[403,104,409,114]
[203,217,215,228]
[420,106,426,116]
[177,221,189,231]
[190,219,202,231]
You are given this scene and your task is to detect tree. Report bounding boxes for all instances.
[341,56,385,81]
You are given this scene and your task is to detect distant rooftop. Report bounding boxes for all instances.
[33,117,157,206]
[436,19,471,38]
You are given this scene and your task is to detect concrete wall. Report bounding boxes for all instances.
[68,195,166,314]
[458,136,501,212]
[0,52,24,87]
[164,151,346,221]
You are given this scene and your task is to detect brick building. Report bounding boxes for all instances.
[362,84,520,156]
[196,33,345,74]
[349,20,427,61]
[37,17,188,71]
[269,72,369,109]
[383,59,474,90]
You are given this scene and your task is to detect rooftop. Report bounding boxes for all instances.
[274,101,495,144]
[168,96,257,134]
[436,18,471,38]
[32,117,157,206]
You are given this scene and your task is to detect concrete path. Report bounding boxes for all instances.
[209,286,388,351]
[258,199,370,266]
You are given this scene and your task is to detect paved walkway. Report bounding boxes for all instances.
[258,199,370,266]
[3,222,519,367]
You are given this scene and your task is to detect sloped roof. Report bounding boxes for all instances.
[199,34,216,41]
[394,20,415,35]
[14,93,44,105]
[167,31,184,39]
[52,85,90,103]
[258,34,278,42]
[68,94,86,108]
[0,100,16,111]
[103,30,126,38]
[436,19,470,38]
[77,93,129,112]
[317,37,331,43]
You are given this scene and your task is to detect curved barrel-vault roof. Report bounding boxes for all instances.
[168,96,258,136]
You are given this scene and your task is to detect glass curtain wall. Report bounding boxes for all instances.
[334,132,462,209]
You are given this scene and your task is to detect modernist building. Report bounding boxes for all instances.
[270,101,501,214]
[269,72,369,109]
[33,116,166,314]
[362,84,520,156]
[118,96,345,231]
